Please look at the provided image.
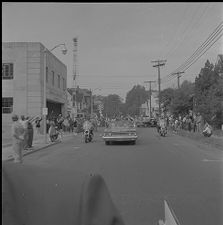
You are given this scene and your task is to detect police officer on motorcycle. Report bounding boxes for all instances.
[157,115,167,133]
[83,115,94,137]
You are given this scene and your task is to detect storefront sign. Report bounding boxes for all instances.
[42,107,48,115]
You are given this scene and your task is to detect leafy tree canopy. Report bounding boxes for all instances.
[195,60,223,128]
[102,94,123,118]
[124,85,148,116]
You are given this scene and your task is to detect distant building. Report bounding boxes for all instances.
[2,42,67,131]
[140,90,159,117]
[67,86,91,116]
[66,89,76,118]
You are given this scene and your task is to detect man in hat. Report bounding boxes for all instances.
[20,115,29,150]
[11,114,25,163]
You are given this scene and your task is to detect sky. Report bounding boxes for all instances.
[2,2,223,101]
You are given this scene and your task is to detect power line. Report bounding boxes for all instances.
[160,4,190,57]
[170,22,223,74]
[163,30,222,85]
[165,3,203,59]
[163,22,223,81]
[181,32,223,72]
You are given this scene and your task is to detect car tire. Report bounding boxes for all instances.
[105,141,109,145]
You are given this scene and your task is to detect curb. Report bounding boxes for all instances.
[4,141,59,162]
[3,134,76,162]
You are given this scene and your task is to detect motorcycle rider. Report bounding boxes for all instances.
[83,115,94,137]
[48,120,60,142]
[157,115,167,133]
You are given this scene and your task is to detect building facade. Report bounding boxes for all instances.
[2,42,67,129]
[67,86,91,116]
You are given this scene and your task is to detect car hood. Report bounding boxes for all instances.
[104,127,136,132]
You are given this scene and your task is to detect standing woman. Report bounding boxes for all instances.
[11,114,24,163]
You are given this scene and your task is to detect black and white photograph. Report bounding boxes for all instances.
[2,2,223,225]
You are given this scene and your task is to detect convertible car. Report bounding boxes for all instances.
[103,120,138,145]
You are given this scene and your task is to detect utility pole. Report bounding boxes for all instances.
[73,37,78,117]
[73,37,78,88]
[171,71,184,89]
[90,89,93,117]
[144,81,156,118]
[151,60,166,116]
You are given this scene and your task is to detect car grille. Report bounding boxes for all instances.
[112,132,129,135]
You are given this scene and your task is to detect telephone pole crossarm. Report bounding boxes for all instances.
[171,71,185,88]
[153,63,165,67]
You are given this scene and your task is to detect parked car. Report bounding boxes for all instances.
[149,117,157,127]
[135,119,145,127]
[103,120,138,145]
[142,116,151,127]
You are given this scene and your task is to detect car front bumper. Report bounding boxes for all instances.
[103,135,138,142]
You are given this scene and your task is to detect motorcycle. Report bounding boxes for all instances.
[159,126,167,137]
[49,126,60,142]
[202,124,213,137]
[84,129,93,143]
[202,129,212,137]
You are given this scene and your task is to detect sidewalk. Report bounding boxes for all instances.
[2,132,78,161]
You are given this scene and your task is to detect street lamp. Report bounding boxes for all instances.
[50,43,67,55]
[43,43,68,143]
[90,87,101,117]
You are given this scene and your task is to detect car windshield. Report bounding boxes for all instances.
[109,120,134,128]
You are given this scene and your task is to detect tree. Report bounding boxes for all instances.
[159,81,194,116]
[195,60,223,128]
[102,94,123,118]
[160,88,175,112]
[125,85,148,116]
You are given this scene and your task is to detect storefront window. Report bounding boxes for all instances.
[58,75,60,88]
[2,63,13,80]
[2,97,13,113]
[52,71,54,86]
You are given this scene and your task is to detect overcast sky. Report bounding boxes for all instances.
[2,2,223,100]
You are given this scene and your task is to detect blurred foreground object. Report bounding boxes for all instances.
[2,162,125,225]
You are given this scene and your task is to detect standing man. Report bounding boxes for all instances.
[35,116,42,134]
[57,114,64,139]
[196,113,202,133]
[26,116,34,148]
[11,114,24,163]
[20,115,28,150]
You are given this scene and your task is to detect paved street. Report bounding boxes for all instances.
[3,127,223,225]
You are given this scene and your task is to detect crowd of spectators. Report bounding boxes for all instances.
[165,112,213,136]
